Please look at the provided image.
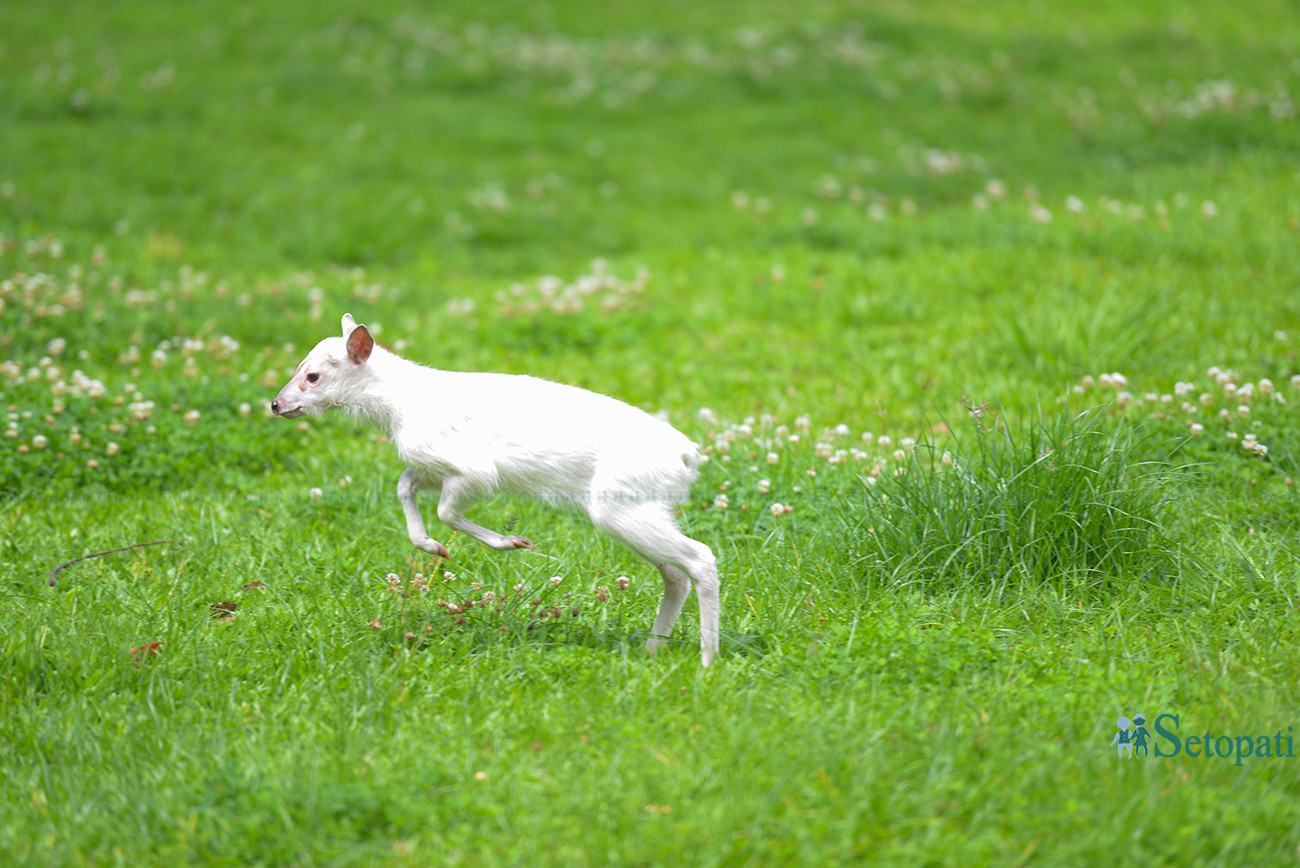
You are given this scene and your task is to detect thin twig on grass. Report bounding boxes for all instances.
[48,540,181,587]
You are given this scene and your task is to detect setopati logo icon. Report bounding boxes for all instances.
[1109,713,1296,766]
[1110,714,1153,758]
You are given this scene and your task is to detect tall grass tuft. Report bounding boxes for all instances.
[841,404,1199,592]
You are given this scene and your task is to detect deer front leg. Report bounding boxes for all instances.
[436,476,534,551]
[398,468,450,559]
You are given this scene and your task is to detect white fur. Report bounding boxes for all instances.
[272,313,720,666]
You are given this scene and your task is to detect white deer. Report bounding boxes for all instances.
[272,314,720,666]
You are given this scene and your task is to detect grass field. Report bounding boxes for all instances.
[3,1,1300,865]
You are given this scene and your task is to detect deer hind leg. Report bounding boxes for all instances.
[648,563,691,649]
[589,500,720,666]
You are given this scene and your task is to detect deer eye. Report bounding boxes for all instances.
[306,373,320,383]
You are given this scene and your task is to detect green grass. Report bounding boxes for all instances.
[3,0,1300,865]
[841,407,1201,592]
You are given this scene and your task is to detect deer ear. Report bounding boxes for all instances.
[341,313,357,337]
[346,324,374,364]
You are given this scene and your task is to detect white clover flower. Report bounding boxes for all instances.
[47,338,67,356]
[309,487,323,500]
[877,435,892,448]
[184,409,200,427]
[106,442,120,456]
[1189,422,1204,436]
[238,402,251,418]
[549,575,564,586]
[941,450,953,468]
[766,452,779,466]
[32,435,48,450]
[893,449,907,463]
[757,478,771,494]
[713,493,730,509]
[1116,391,1134,408]
[770,502,785,518]
[1065,195,1085,213]
[1259,379,1274,395]
[832,423,851,438]
[1237,405,1251,417]
[1201,200,1219,218]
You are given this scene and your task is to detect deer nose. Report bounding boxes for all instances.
[271,399,282,415]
